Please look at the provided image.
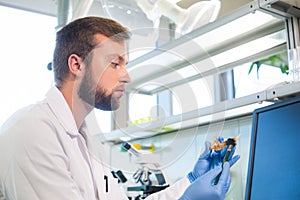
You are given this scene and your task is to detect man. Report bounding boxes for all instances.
[0,16,239,199]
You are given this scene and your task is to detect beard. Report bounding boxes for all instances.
[78,68,120,111]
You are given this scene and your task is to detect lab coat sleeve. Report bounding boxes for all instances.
[0,189,5,200]
[0,115,85,200]
[144,177,190,200]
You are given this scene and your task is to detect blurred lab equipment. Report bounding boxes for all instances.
[121,141,171,199]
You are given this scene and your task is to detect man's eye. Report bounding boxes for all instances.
[111,62,120,68]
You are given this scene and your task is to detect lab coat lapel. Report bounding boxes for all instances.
[45,86,79,136]
[85,131,128,199]
[84,129,107,199]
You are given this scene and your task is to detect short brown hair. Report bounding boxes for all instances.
[52,16,131,86]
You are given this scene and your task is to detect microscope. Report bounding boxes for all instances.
[120,142,171,199]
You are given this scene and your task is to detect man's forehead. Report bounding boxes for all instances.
[90,37,128,64]
[93,34,127,53]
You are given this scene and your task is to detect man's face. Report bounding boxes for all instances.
[78,34,130,111]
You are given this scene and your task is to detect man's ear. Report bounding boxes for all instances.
[68,54,83,76]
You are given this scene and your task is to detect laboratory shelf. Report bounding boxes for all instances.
[102,0,300,143]
[100,81,300,143]
[126,0,287,95]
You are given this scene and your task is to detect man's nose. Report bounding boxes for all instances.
[119,67,131,83]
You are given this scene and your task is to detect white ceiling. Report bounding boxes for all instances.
[0,0,256,18]
[0,0,262,41]
[0,0,58,16]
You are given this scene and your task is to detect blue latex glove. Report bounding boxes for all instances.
[187,137,240,182]
[180,162,231,200]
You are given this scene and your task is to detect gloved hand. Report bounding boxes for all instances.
[180,162,231,200]
[210,137,240,169]
[187,137,240,182]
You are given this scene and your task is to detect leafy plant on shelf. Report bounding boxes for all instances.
[248,54,289,78]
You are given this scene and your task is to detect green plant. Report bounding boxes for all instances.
[248,54,289,78]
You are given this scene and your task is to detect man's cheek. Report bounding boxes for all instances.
[104,77,118,91]
[97,82,113,96]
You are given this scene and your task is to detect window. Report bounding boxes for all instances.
[128,92,157,125]
[0,6,56,125]
[234,62,290,98]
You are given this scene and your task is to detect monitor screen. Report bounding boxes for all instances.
[245,96,300,200]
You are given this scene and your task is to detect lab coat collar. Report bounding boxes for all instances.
[45,86,80,136]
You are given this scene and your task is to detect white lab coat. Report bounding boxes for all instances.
[0,86,189,200]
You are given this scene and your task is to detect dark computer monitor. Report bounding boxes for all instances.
[245,96,300,200]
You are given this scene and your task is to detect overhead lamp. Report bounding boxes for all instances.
[136,0,221,35]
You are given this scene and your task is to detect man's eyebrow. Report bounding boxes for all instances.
[109,54,128,65]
